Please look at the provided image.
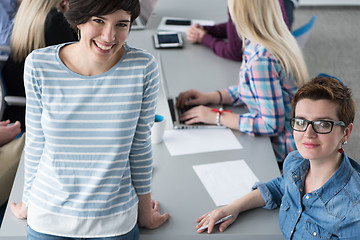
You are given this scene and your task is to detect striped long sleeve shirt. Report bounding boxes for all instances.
[23,43,159,237]
[227,40,297,162]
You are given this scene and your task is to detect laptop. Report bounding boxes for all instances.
[132,0,158,30]
[157,54,226,129]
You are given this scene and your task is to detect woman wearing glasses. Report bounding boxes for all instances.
[196,75,360,239]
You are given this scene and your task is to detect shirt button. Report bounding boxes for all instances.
[300,188,303,192]
[293,175,297,179]
[306,195,309,199]
[313,232,317,236]
[298,209,301,213]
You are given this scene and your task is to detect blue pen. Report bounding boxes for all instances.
[198,215,233,231]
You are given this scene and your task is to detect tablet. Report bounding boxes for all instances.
[153,32,184,49]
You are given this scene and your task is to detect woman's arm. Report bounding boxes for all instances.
[11,53,45,219]
[237,56,287,136]
[129,55,170,228]
[137,193,170,229]
[201,12,243,61]
[196,189,265,233]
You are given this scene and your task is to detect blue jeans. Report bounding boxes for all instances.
[26,224,139,240]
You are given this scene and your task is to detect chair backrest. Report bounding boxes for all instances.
[0,62,26,120]
[0,71,7,119]
[0,44,10,62]
[292,15,316,49]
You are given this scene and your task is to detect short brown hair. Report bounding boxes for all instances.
[65,0,140,29]
[291,75,355,126]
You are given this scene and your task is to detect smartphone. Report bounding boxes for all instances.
[165,19,191,26]
[153,32,184,49]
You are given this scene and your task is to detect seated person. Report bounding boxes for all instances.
[283,0,299,30]
[177,0,308,164]
[186,0,290,61]
[1,0,77,131]
[196,75,360,239]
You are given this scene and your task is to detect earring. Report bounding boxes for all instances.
[338,141,348,154]
[77,29,81,40]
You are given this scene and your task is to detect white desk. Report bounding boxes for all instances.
[0,0,284,239]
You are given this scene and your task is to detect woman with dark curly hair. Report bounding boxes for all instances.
[10,0,170,239]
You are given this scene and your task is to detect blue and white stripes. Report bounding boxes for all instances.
[23,43,159,218]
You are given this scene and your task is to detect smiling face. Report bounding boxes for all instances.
[77,9,131,68]
[293,99,352,163]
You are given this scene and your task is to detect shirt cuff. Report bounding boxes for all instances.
[252,182,278,210]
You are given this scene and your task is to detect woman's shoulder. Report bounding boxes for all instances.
[29,44,62,57]
[283,151,307,171]
[123,45,158,69]
[25,44,66,67]
[245,40,280,67]
[125,45,155,60]
[346,157,360,195]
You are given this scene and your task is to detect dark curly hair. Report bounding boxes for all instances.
[65,0,140,30]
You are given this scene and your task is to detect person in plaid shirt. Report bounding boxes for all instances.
[177,0,309,164]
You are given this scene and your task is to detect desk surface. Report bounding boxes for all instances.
[0,0,284,239]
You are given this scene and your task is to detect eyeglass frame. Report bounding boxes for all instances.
[290,118,346,134]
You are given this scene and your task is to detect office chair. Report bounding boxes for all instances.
[292,15,316,49]
[0,62,26,120]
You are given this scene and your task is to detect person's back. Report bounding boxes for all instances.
[1,0,77,131]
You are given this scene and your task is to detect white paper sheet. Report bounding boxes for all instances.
[163,128,242,156]
[193,160,259,206]
[157,16,215,32]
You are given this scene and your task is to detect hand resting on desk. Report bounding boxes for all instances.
[10,201,27,220]
[186,23,207,44]
[196,189,265,234]
[138,193,170,229]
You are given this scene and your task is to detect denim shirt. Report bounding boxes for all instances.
[254,151,360,239]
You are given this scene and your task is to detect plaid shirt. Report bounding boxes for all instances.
[227,40,297,162]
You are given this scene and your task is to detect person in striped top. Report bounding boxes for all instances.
[177,0,309,164]
[10,0,170,239]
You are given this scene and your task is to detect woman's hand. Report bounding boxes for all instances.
[180,106,217,125]
[196,206,238,234]
[196,190,266,233]
[186,24,206,43]
[138,194,170,229]
[10,201,27,220]
[176,89,212,109]
[0,120,21,147]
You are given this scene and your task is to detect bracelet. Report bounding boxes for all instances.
[217,90,223,105]
[215,112,221,126]
[211,108,232,126]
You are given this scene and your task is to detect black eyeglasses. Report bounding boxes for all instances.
[290,118,345,134]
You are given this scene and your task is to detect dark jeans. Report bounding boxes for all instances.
[26,224,139,240]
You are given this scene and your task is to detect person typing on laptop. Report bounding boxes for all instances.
[177,0,309,165]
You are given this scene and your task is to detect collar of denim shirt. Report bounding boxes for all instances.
[312,153,353,204]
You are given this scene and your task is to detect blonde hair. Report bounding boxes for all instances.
[228,0,308,86]
[10,0,63,62]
